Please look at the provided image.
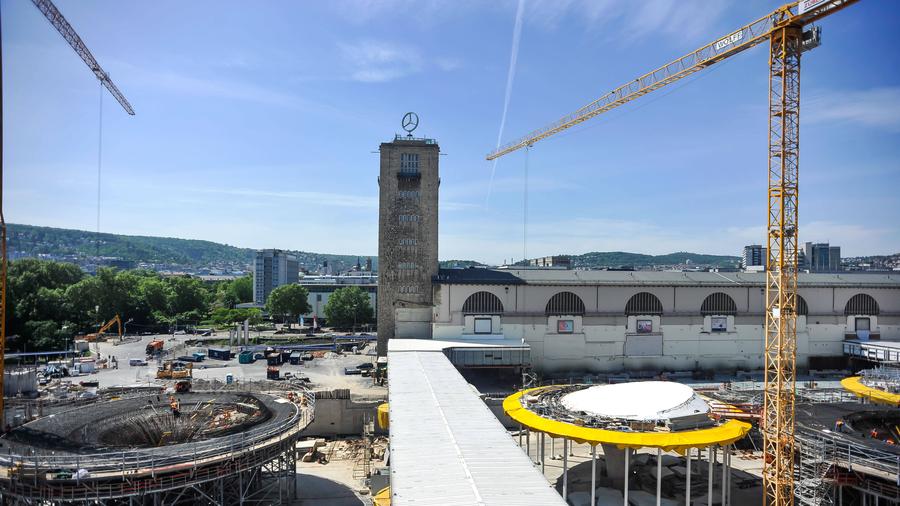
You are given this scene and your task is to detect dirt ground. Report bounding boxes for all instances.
[296,438,388,506]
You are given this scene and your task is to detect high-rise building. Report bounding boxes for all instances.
[804,242,841,272]
[253,249,299,304]
[377,132,440,355]
[742,245,767,270]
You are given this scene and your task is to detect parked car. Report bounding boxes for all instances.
[356,363,374,371]
[343,367,362,375]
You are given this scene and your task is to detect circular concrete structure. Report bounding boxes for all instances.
[505,382,752,506]
[842,367,900,407]
[560,381,709,422]
[507,383,750,452]
[0,389,314,505]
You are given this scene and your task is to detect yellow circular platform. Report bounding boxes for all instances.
[504,386,751,454]
[840,376,900,407]
[377,402,390,430]
[373,486,391,506]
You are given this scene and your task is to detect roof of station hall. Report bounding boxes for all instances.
[433,268,900,288]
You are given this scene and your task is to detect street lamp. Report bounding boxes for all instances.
[124,318,133,342]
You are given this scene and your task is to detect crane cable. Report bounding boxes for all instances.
[523,145,529,264]
[96,79,103,261]
[0,8,6,424]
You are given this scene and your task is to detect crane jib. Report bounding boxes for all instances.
[485,0,860,161]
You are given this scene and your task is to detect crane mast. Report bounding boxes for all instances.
[765,23,802,506]
[485,2,862,504]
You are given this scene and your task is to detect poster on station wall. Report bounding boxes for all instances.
[474,318,493,334]
[637,319,653,334]
[557,319,574,334]
[711,316,728,332]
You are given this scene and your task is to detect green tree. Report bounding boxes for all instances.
[266,284,310,326]
[7,259,83,338]
[138,276,173,317]
[323,286,373,329]
[215,275,253,309]
[231,275,253,304]
[166,276,210,317]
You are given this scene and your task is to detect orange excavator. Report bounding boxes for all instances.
[85,314,123,342]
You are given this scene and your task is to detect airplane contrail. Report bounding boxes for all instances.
[485,0,525,209]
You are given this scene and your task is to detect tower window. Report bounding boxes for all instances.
[399,214,420,223]
[400,153,419,173]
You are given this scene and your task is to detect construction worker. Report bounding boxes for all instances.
[169,396,181,418]
[834,419,844,433]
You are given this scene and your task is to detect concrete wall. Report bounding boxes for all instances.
[301,391,386,437]
[433,278,900,375]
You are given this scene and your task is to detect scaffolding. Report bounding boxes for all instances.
[796,428,900,506]
[0,388,315,505]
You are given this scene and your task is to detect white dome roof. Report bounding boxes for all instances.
[560,382,709,422]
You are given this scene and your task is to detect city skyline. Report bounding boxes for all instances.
[5,0,900,263]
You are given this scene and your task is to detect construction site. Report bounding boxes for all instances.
[2,0,900,505]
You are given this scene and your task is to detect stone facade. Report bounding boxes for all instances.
[431,269,900,374]
[377,136,440,355]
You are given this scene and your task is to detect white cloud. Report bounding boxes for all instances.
[524,0,726,43]
[340,40,423,83]
[805,87,900,131]
[436,58,463,72]
[442,175,579,200]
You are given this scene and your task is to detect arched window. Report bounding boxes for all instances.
[462,291,504,314]
[796,295,808,316]
[701,292,737,316]
[844,294,879,315]
[625,292,663,315]
[545,292,585,315]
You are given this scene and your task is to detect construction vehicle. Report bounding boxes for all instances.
[373,357,388,386]
[266,366,280,380]
[156,360,192,380]
[85,314,122,342]
[145,339,164,355]
[486,2,864,503]
[174,379,192,393]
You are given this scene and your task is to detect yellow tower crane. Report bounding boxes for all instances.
[486,1,863,504]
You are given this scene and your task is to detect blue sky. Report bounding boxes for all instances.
[3,0,899,263]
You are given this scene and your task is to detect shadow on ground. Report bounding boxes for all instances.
[296,474,365,506]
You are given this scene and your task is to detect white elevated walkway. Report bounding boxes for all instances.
[388,340,564,506]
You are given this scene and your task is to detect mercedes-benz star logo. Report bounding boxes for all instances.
[402,112,419,134]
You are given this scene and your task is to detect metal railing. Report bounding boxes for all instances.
[1,389,314,481]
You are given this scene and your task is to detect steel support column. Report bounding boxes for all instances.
[591,445,597,506]
[563,439,568,500]
[657,448,663,506]
[686,448,692,506]
[708,447,714,506]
